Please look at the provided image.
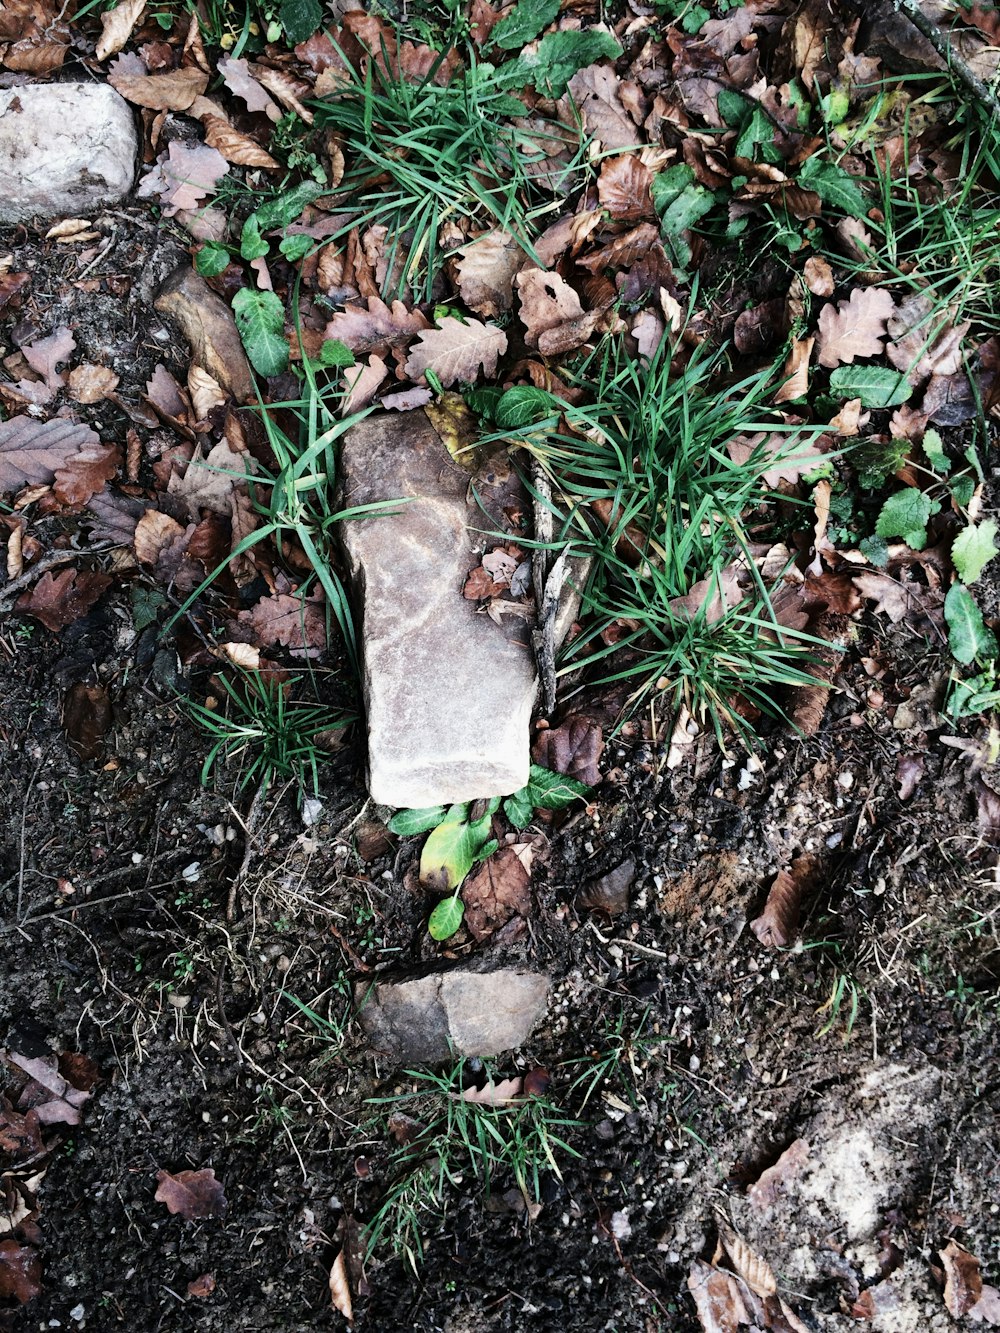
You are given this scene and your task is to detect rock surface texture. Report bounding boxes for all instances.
[356,968,550,1064]
[0,84,138,224]
[339,411,537,808]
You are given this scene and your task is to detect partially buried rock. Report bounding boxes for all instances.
[0,84,138,224]
[576,858,635,917]
[356,967,550,1065]
[338,410,537,808]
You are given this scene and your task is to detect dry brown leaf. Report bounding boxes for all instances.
[154,1167,227,1220]
[774,335,813,404]
[970,1285,1000,1325]
[341,354,389,416]
[687,1259,753,1332]
[187,365,226,420]
[215,642,260,670]
[816,287,895,368]
[251,64,314,124]
[68,364,120,405]
[532,714,604,787]
[516,267,585,350]
[747,1139,810,1213]
[134,509,186,566]
[63,682,112,761]
[187,1274,216,1299]
[168,441,245,519]
[670,568,744,624]
[462,845,532,941]
[576,859,635,917]
[0,1240,42,1305]
[454,230,524,318]
[566,63,639,150]
[323,296,429,354]
[22,326,76,390]
[886,294,970,384]
[52,440,120,509]
[95,0,145,60]
[238,592,328,654]
[829,397,869,436]
[853,571,929,623]
[750,858,814,948]
[463,565,503,600]
[941,1240,984,1316]
[404,316,507,387]
[896,753,925,800]
[328,1250,353,1322]
[718,1224,778,1299]
[217,55,282,120]
[597,154,654,221]
[0,0,69,73]
[726,430,822,487]
[803,255,834,297]
[200,114,280,170]
[137,141,229,216]
[15,568,111,632]
[108,63,208,110]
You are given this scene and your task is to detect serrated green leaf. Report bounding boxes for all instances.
[945,583,998,665]
[953,520,999,585]
[279,233,314,263]
[510,29,623,97]
[503,786,534,829]
[875,488,938,551]
[526,764,590,811]
[490,0,560,50]
[798,157,868,217]
[279,0,323,42]
[387,805,448,836]
[495,386,557,431]
[829,365,911,409]
[949,475,975,508]
[240,215,269,262]
[194,242,230,277]
[130,583,167,632]
[319,338,355,369]
[681,4,710,33]
[428,895,465,941]
[232,289,289,377]
[922,428,950,475]
[858,534,889,568]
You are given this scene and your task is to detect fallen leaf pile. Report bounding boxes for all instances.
[0,1048,97,1313]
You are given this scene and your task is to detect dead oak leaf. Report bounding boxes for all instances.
[454,229,524,319]
[68,363,120,405]
[816,287,895,368]
[803,255,834,297]
[463,565,503,600]
[460,1076,525,1105]
[747,1138,811,1212]
[108,62,208,110]
[941,1240,984,1317]
[15,568,112,632]
[853,570,932,624]
[0,418,103,495]
[726,430,822,487]
[565,62,639,150]
[167,440,245,520]
[597,154,654,221]
[52,440,120,509]
[238,592,327,654]
[22,326,76,390]
[886,294,970,384]
[137,141,229,216]
[323,296,430,355]
[516,267,597,356]
[154,1167,227,1220]
[774,335,814,405]
[404,316,507,387]
[217,56,282,120]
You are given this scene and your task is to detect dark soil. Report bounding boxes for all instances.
[3,183,1000,1333]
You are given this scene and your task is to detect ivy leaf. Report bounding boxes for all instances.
[875,489,939,551]
[829,365,912,408]
[251,181,327,233]
[945,583,998,665]
[490,0,560,50]
[387,805,448,836]
[278,233,313,263]
[239,214,270,262]
[318,339,355,369]
[194,242,230,277]
[651,165,715,269]
[428,896,465,941]
[279,0,323,42]
[953,520,999,585]
[798,157,868,217]
[526,764,590,810]
[231,289,288,377]
[503,786,534,829]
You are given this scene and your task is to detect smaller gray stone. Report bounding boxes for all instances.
[357,967,550,1064]
[0,84,138,224]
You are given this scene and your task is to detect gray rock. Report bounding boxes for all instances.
[154,267,254,403]
[356,967,550,1064]
[339,411,537,809]
[0,84,138,224]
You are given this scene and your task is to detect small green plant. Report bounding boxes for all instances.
[280,979,353,1054]
[366,1061,582,1271]
[815,969,864,1041]
[183,671,348,801]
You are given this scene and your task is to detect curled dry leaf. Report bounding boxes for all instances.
[774,335,813,404]
[803,255,834,297]
[460,1076,524,1105]
[108,63,208,110]
[454,230,524,318]
[816,286,895,368]
[747,1139,810,1212]
[215,642,260,670]
[517,267,588,351]
[68,364,120,405]
[63,682,112,761]
[218,56,282,120]
[95,0,145,60]
[187,1273,216,1298]
[462,844,532,941]
[896,753,925,800]
[718,1223,777,1299]
[0,1240,42,1305]
[941,1239,984,1317]
[597,154,654,221]
[200,115,280,170]
[750,856,815,948]
[328,1250,353,1322]
[154,1167,227,1220]
[532,714,603,787]
[15,569,112,633]
[576,858,635,917]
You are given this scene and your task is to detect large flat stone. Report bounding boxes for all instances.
[0,84,138,224]
[356,967,550,1064]
[339,411,537,808]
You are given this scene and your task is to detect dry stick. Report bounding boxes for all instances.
[226,780,271,921]
[894,0,1000,120]
[0,544,117,611]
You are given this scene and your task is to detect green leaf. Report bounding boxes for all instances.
[735,105,778,162]
[503,786,534,829]
[828,365,911,409]
[495,386,557,431]
[797,157,868,217]
[717,89,749,127]
[387,806,448,836]
[194,242,230,277]
[858,534,889,568]
[875,488,939,551]
[945,668,1000,719]
[279,233,314,263]
[945,583,998,665]
[130,583,167,631]
[509,29,623,97]
[949,475,975,508]
[231,289,289,378]
[240,215,270,262]
[251,181,327,233]
[651,165,715,267]
[419,798,500,892]
[650,163,696,210]
[428,895,465,941]
[490,0,560,50]
[526,764,590,811]
[279,0,323,42]
[318,338,355,368]
[680,4,710,33]
[953,520,999,585]
[922,427,950,475]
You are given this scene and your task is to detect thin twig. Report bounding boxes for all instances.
[226,780,271,921]
[0,544,117,611]
[894,0,1000,119]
